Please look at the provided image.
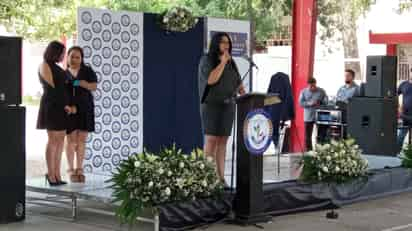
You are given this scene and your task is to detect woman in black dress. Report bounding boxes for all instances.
[65,46,97,183]
[198,32,245,183]
[37,41,76,186]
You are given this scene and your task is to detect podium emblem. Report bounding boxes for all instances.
[243,109,273,155]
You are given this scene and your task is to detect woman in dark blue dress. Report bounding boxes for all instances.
[64,46,97,183]
[198,32,245,183]
[37,41,76,186]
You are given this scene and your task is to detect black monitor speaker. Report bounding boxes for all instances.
[347,97,398,156]
[0,36,22,105]
[0,106,26,223]
[365,56,397,98]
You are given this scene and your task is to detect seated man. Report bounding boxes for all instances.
[336,69,360,104]
[335,69,360,137]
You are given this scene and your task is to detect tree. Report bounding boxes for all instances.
[108,0,290,46]
[398,0,412,11]
[0,0,109,41]
[0,0,289,45]
[316,0,375,80]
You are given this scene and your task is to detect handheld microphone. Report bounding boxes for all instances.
[241,55,258,69]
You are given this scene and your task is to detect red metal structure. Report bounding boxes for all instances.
[290,0,318,152]
[369,30,412,55]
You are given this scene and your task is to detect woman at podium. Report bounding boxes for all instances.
[198,32,245,184]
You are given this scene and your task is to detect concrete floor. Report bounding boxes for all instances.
[3,192,412,231]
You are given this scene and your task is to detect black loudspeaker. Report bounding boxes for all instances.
[348,97,398,156]
[365,56,397,98]
[359,83,366,97]
[0,106,26,223]
[0,36,22,105]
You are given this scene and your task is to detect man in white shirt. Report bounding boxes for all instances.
[336,69,360,103]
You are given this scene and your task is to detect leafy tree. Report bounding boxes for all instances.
[398,0,412,11]
[0,0,376,60]
[0,0,110,41]
[317,0,375,79]
[0,0,290,45]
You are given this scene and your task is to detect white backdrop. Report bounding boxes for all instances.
[77,8,143,174]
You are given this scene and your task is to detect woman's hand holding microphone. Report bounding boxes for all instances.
[220,51,231,65]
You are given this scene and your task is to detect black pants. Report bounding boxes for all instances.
[305,122,327,151]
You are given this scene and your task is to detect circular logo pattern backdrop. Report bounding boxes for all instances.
[243,109,273,155]
[78,8,143,174]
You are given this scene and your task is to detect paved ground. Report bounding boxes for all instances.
[2,192,412,231]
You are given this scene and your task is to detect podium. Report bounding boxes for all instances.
[233,93,279,224]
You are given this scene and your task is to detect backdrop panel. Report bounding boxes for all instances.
[78,8,144,174]
[143,13,204,154]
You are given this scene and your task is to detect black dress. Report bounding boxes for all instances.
[65,65,97,134]
[37,62,70,130]
[198,55,241,136]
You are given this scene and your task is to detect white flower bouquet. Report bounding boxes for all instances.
[160,6,198,32]
[110,145,223,224]
[300,138,368,184]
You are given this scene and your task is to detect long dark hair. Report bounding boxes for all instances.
[67,46,86,68]
[207,32,233,67]
[43,41,65,63]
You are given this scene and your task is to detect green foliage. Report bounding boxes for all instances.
[109,145,224,224]
[398,0,412,12]
[0,0,290,45]
[300,139,368,184]
[0,0,109,41]
[22,95,40,106]
[400,144,412,168]
[317,0,375,42]
[0,0,376,46]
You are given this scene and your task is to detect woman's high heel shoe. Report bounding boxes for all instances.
[45,174,59,186]
[68,168,79,183]
[76,168,85,183]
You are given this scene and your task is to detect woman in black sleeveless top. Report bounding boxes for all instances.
[37,41,76,186]
[64,46,97,183]
[198,32,245,184]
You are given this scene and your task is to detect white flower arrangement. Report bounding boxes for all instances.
[110,145,223,224]
[160,6,198,32]
[300,138,369,183]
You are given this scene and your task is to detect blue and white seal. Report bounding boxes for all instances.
[243,109,273,155]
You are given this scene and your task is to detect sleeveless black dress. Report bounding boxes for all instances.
[36,62,70,130]
[198,55,241,136]
[65,65,97,134]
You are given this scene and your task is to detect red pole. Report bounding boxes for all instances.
[386,44,397,56]
[290,0,317,153]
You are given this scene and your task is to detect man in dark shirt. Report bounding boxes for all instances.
[397,80,412,148]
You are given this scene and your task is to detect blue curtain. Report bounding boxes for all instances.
[143,13,204,153]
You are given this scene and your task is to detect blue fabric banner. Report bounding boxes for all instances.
[143,14,204,153]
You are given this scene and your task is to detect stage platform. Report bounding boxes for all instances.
[26,174,159,230]
[26,154,406,231]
